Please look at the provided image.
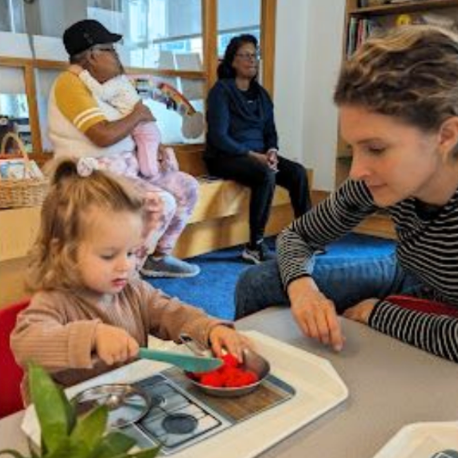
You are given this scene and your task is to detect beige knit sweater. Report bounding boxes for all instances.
[11,278,226,397]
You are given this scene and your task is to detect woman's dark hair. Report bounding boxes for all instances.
[217,34,258,79]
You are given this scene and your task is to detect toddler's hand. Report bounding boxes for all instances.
[209,325,254,362]
[94,323,139,365]
[68,64,83,75]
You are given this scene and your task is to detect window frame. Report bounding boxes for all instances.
[0,0,277,160]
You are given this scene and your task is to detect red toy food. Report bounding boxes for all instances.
[187,353,259,388]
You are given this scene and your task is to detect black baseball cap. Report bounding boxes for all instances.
[63,19,122,56]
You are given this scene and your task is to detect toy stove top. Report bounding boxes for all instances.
[123,368,295,455]
[23,332,349,458]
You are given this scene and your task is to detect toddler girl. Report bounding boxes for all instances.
[70,65,179,178]
[11,158,250,396]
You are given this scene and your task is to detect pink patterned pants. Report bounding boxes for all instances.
[95,152,198,267]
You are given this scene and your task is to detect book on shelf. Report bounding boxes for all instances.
[346,18,383,57]
[359,0,426,5]
[389,0,422,4]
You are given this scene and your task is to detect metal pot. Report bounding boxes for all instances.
[184,349,270,398]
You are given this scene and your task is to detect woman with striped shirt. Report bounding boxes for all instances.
[235,25,458,363]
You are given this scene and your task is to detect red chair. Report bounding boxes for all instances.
[387,295,458,318]
[0,299,29,418]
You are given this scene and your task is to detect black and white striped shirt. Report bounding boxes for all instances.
[277,179,458,362]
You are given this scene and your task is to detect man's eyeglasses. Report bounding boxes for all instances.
[235,52,260,61]
[91,45,117,54]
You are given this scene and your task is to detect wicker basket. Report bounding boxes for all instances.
[0,133,48,209]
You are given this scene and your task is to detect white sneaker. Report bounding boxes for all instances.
[141,255,200,278]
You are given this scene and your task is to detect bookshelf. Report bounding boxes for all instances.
[336,0,458,239]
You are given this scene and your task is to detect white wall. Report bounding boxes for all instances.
[274,0,345,191]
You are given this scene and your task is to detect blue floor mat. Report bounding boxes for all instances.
[145,233,395,320]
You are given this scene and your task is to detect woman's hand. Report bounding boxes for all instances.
[249,151,277,171]
[343,299,378,324]
[209,325,254,362]
[94,323,139,365]
[288,277,344,351]
[266,149,279,171]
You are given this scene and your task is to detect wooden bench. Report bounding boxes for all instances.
[0,145,301,305]
[173,145,295,258]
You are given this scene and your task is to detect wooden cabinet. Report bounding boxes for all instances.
[337,0,458,239]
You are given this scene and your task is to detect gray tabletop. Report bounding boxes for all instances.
[1,306,458,457]
[236,307,458,458]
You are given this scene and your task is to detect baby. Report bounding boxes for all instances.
[69,64,178,177]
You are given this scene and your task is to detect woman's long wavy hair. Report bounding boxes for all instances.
[334,25,458,140]
[27,158,144,293]
[217,33,258,80]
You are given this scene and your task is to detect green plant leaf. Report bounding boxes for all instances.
[21,363,160,458]
[87,431,136,458]
[42,437,89,458]
[28,363,69,453]
[0,449,27,458]
[57,386,77,434]
[112,446,161,458]
[70,405,107,449]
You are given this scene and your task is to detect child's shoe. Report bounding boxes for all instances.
[141,255,200,278]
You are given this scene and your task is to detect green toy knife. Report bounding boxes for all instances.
[138,348,223,373]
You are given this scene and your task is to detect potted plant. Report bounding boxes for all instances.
[0,363,160,458]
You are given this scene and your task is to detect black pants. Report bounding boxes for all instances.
[205,154,311,245]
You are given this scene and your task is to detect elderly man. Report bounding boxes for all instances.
[48,19,200,278]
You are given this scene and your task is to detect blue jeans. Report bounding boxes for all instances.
[235,253,424,319]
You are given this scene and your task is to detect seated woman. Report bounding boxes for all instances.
[235,25,458,363]
[204,34,311,264]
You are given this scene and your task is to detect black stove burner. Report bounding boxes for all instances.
[162,413,198,435]
[149,394,165,408]
[125,374,227,453]
[120,371,294,454]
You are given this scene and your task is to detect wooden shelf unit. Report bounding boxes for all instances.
[337,0,458,239]
[349,0,458,17]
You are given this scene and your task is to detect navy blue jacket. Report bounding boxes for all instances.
[204,79,278,159]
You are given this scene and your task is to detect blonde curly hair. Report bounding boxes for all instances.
[27,158,144,292]
[334,25,458,136]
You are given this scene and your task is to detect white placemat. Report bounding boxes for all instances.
[22,330,348,458]
[373,422,458,458]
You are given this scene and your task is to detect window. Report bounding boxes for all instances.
[0,0,276,153]
[217,0,261,57]
[0,0,26,33]
[88,0,204,71]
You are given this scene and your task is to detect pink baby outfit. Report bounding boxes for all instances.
[94,152,198,267]
[134,121,179,178]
